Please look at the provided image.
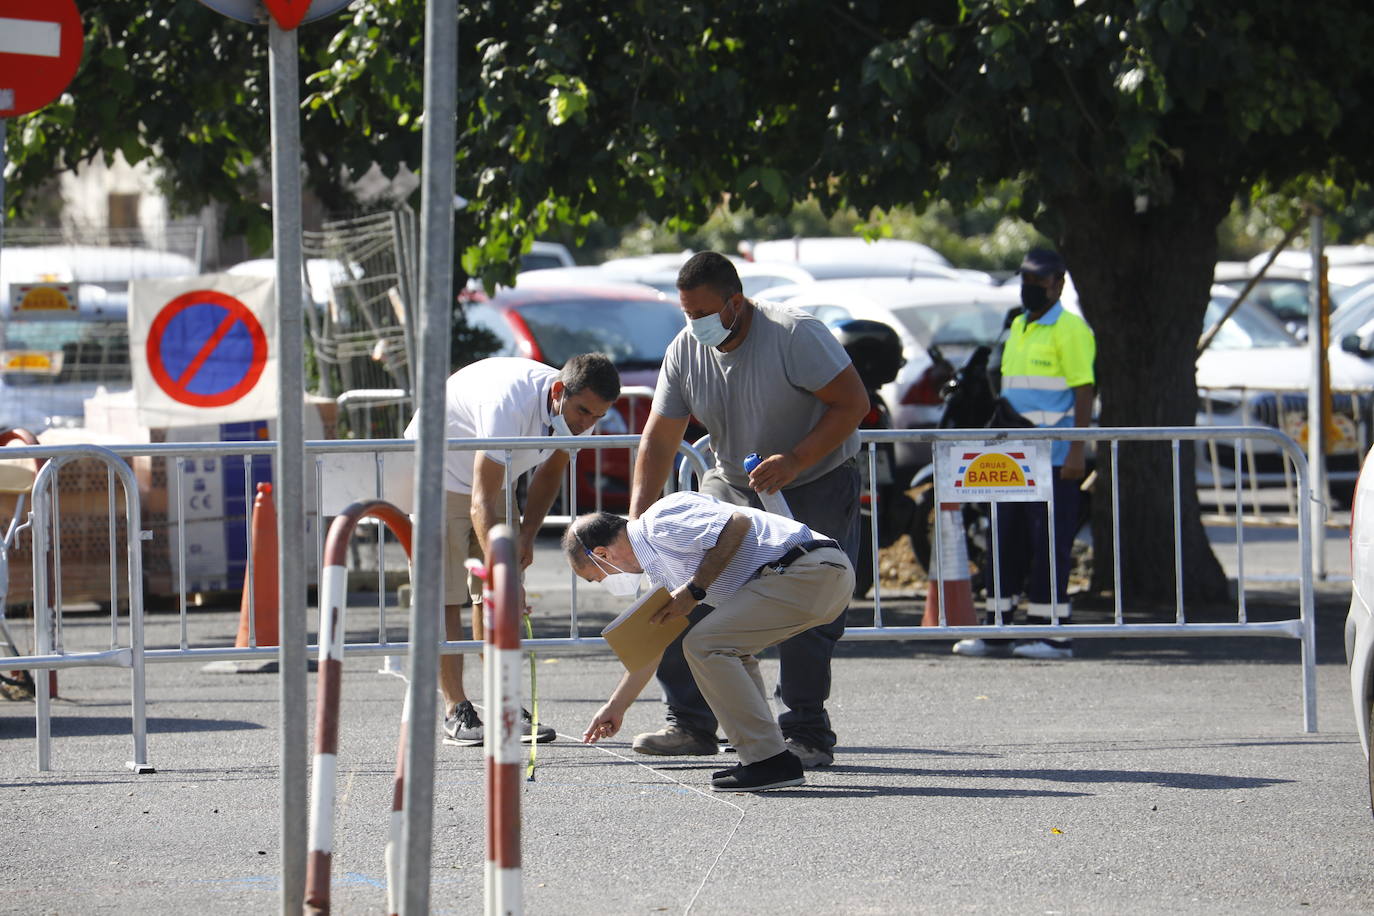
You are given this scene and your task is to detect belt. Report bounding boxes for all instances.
[759,538,841,575]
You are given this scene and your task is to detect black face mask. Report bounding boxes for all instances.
[1020,283,1050,314]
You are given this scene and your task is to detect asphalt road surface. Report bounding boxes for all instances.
[0,517,1367,914]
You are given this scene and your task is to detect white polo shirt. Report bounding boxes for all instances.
[626,491,820,605]
[403,357,557,494]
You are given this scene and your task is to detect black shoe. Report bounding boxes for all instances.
[711,751,805,792]
[712,763,744,780]
[443,700,484,746]
[520,708,557,744]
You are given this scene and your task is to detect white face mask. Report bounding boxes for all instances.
[588,551,642,597]
[549,410,573,438]
[689,297,738,348]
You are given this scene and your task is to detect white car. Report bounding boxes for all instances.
[1345,444,1374,813]
[517,254,816,300]
[1196,288,1374,504]
[764,277,1020,481]
[745,236,952,279]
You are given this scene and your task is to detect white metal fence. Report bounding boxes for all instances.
[0,425,1319,772]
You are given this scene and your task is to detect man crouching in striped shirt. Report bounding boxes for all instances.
[566,490,853,792]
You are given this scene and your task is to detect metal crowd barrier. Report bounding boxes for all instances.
[2,433,707,771]
[0,443,153,773]
[3,425,1317,773]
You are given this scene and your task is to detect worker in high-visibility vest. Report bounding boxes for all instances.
[954,248,1096,660]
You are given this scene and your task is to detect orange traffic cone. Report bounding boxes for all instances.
[921,503,978,628]
[235,483,279,649]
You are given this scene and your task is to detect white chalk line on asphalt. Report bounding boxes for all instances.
[400,676,749,913]
[561,730,748,916]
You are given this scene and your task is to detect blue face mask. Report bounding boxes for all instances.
[689,298,738,348]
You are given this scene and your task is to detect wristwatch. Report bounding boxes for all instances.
[686,581,707,601]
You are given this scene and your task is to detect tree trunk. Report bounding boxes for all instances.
[1052,176,1233,603]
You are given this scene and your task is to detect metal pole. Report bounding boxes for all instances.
[1307,212,1326,581]
[1,118,7,273]
[268,21,309,915]
[402,0,458,911]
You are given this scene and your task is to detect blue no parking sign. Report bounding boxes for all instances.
[145,289,269,408]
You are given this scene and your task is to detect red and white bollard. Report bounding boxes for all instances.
[478,526,523,914]
[305,501,413,915]
[384,689,410,916]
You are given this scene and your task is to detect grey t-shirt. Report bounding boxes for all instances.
[653,298,859,490]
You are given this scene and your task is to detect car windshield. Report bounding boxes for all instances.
[1215,277,1309,322]
[471,297,685,368]
[885,301,1008,348]
[1203,296,1298,349]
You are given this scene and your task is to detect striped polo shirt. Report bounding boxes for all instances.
[626,491,820,604]
[1001,301,1096,466]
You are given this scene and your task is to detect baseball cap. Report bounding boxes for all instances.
[1019,248,1066,277]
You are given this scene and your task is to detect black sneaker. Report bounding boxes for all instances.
[711,750,805,792]
[443,700,484,746]
[520,708,557,744]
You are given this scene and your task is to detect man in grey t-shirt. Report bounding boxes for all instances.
[627,250,869,768]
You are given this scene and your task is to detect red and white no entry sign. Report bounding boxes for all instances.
[194,0,352,29]
[0,0,83,118]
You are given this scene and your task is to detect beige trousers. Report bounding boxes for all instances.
[442,490,500,607]
[683,548,853,764]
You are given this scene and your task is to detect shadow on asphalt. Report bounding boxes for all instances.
[746,786,1092,799]
[0,715,263,739]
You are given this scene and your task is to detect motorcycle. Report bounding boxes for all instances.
[907,343,999,590]
[831,319,934,598]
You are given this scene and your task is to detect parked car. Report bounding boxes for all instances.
[520,241,576,272]
[1196,287,1374,504]
[745,236,995,285]
[1345,444,1374,813]
[224,257,357,313]
[1329,279,1374,357]
[1253,245,1374,289]
[518,253,816,299]
[765,277,1019,483]
[1214,248,1374,339]
[0,246,199,431]
[462,282,690,511]
[1213,261,1322,338]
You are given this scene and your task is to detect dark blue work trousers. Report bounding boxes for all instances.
[992,468,1082,610]
[656,460,860,752]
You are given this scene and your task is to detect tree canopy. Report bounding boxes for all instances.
[12,0,1374,599]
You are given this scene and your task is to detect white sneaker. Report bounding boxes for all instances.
[1011,639,1073,660]
[952,638,1011,657]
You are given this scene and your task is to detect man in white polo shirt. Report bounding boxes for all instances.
[405,353,620,746]
[567,491,853,792]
